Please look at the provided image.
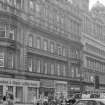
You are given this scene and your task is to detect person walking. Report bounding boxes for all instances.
[3,96,8,105]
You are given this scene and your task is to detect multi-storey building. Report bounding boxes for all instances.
[81,1,105,91]
[0,0,82,103]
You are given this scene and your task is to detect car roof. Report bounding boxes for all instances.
[79,99,105,103]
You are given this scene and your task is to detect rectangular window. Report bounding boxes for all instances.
[57,64,60,76]
[28,57,32,72]
[75,67,80,77]
[63,65,66,76]
[7,53,14,68]
[28,35,33,47]
[71,66,75,77]
[27,87,37,103]
[43,40,48,51]
[44,62,48,74]
[0,24,6,38]
[0,52,4,67]
[8,26,15,40]
[8,86,13,93]
[50,42,54,53]
[29,0,34,11]
[57,45,62,56]
[36,37,41,49]
[51,63,54,75]
[15,0,22,8]
[7,0,13,5]
[35,3,40,14]
[36,60,41,73]
[0,86,3,102]
[16,87,23,103]
[63,47,66,57]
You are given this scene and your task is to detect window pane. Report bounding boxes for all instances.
[0,86,3,102]
[29,0,34,10]
[51,64,54,75]
[57,64,60,76]
[15,0,21,8]
[63,47,66,56]
[44,62,47,74]
[8,27,15,40]
[16,87,23,102]
[63,65,66,76]
[0,52,4,67]
[50,42,54,53]
[36,38,41,49]
[28,35,33,47]
[28,57,32,72]
[0,31,5,37]
[43,40,48,51]
[8,86,13,93]
[36,60,41,73]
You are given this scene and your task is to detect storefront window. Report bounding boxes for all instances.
[27,87,37,103]
[16,87,23,103]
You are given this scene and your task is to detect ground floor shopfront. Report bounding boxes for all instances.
[0,77,40,104]
[0,77,82,104]
[40,79,68,99]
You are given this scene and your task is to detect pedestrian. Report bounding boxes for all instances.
[3,96,8,105]
[33,96,37,105]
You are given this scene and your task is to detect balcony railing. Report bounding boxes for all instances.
[27,46,67,62]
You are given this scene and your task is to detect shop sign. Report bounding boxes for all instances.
[55,81,67,84]
[40,79,54,88]
[0,78,40,87]
[70,86,80,91]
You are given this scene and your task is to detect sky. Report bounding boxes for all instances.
[89,0,105,9]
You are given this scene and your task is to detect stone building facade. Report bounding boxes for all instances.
[81,4,105,91]
[0,0,82,104]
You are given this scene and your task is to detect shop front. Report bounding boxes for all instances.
[0,77,40,104]
[68,84,81,97]
[55,81,68,99]
[40,79,55,99]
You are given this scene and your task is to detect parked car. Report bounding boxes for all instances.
[74,98,105,105]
